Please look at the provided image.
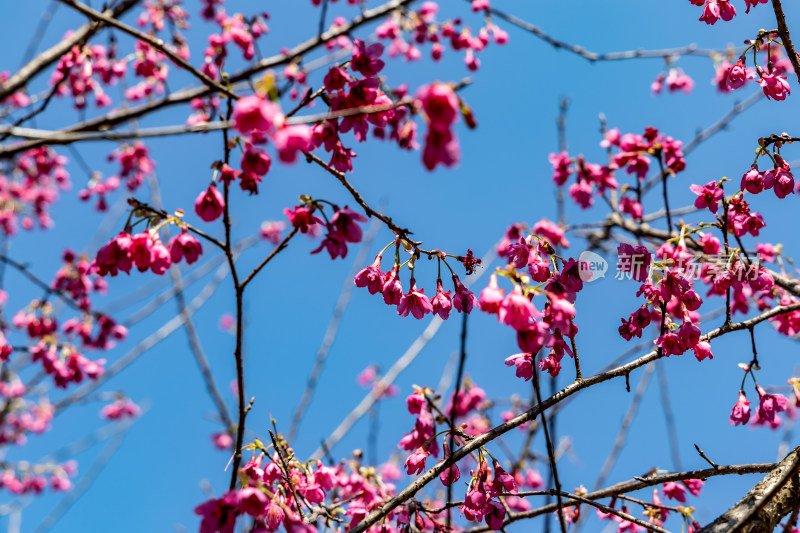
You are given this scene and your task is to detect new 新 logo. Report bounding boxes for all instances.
[578,250,608,282]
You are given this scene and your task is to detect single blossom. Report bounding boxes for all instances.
[683,478,704,496]
[382,266,404,305]
[272,125,313,163]
[169,231,203,265]
[757,65,791,101]
[662,481,687,503]
[351,39,385,77]
[756,385,789,426]
[498,286,540,330]
[232,94,283,136]
[727,58,755,90]
[689,180,723,213]
[727,390,752,427]
[699,0,721,24]
[194,184,225,222]
[479,274,505,314]
[740,165,763,194]
[452,275,479,313]
[397,278,434,319]
[504,352,534,381]
[431,279,453,319]
[284,205,322,233]
[354,255,384,295]
[416,82,460,132]
[403,447,430,475]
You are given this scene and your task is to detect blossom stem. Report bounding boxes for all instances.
[656,152,672,236]
[569,336,582,381]
[446,309,469,530]
[533,364,568,533]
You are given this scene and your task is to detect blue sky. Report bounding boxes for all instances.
[1,1,799,532]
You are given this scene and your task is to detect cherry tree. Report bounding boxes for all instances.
[0,0,799,532]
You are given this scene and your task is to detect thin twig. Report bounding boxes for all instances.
[694,443,719,470]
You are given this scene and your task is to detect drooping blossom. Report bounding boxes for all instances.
[397,278,434,319]
[479,274,505,314]
[452,275,479,313]
[169,231,203,264]
[727,58,755,90]
[757,65,791,101]
[194,184,225,222]
[431,279,453,319]
[504,352,534,381]
[354,255,384,294]
[403,447,429,475]
[416,83,459,132]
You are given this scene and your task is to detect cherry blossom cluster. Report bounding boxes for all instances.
[51,249,107,311]
[398,384,547,530]
[615,242,719,362]
[93,225,203,277]
[0,460,76,495]
[125,40,172,101]
[195,435,403,533]
[312,39,407,172]
[742,142,797,199]
[721,33,792,100]
[208,90,313,195]
[550,126,685,211]
[477,222,583,378]
[651,68,695,95]
[353,243,479,319]
[63,313,128,351]
[1,146,70,234]
[202,10,269,80]
[50,40,126,109]
[0,398,53,446]
[30,341,106,389]
[373,1,509,70]
[137,0,190,34]
[400,387,441,462]
[100,398,141,420]
[726,358,798,429]
[80,142,156,211]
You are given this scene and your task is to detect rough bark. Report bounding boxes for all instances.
[699,446,800,533]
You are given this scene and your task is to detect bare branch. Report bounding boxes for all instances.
[699,446,800,533]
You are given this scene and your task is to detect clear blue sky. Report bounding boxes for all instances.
[1,1,799,532]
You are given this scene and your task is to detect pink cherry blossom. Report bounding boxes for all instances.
[757,66,791,101]
[194,184,225,222]
[232,95,283,136]
[403,447,429,475]
[431,279,453,319]
[354,255,384,295]
[504,352,534,381]
[727,58,755,90]
[169,231,203,265]
[690,180,723,213]
[452,275,479,313]
[397,278,433,319]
